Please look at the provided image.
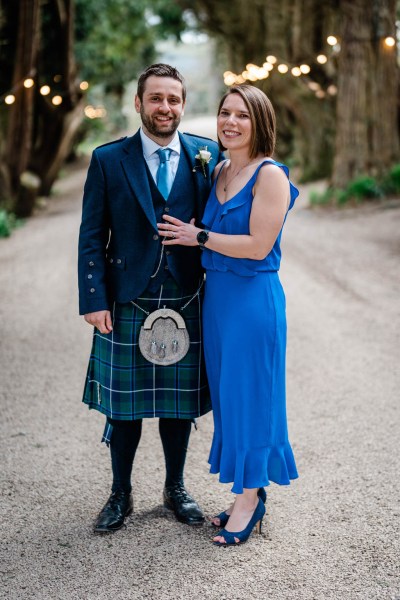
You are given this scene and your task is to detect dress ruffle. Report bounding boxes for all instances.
[208,437,298,494]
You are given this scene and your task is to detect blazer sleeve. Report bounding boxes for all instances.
[78,150,111,315]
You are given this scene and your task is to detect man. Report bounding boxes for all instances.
[78,64,222,533]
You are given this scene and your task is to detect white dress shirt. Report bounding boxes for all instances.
[140,128,181,187]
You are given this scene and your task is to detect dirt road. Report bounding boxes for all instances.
[1,144,399,599]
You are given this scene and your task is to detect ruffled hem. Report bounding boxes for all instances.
[208,439,298,494]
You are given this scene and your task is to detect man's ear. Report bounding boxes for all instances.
[134,94,141,114]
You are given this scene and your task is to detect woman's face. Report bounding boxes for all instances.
[217,94,252,153]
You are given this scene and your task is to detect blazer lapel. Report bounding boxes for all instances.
[120,131,157,231]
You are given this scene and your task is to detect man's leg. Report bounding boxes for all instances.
[159,418,205,525]
[94,418,142,533]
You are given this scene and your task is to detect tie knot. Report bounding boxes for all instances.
[157,148,172,164]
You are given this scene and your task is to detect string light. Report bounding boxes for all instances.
[266,55,277,64]
[262,62,274,71]
[291,67,302,77]
[317,54,328,64]
[300,64,311,74]
[84,105,107,119]
[1,70,91,106]
[327,35,338,46]
[384,36,395,47]
[277,64,289,74]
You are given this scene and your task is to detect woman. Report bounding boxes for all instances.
[158,84,298,546]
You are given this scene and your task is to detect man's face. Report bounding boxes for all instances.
[135,76,185,143]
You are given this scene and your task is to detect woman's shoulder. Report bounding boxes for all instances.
[254,159,289,184]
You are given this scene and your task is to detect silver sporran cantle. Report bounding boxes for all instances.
[138,307,190,366]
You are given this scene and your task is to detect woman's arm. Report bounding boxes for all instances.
[158,164,289,260]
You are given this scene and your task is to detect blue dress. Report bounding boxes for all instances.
[202,159,299,494]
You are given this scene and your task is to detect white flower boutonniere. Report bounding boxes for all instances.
[193,146,212,178]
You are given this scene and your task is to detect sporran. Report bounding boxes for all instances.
[138,307,190,366]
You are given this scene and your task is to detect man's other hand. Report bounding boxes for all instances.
[84,310,113,334]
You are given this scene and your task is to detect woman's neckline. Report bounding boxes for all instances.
[214,158,276,206]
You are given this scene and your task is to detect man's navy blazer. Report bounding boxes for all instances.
[78,129,222,315]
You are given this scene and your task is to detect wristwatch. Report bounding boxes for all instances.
[196,229,210,247]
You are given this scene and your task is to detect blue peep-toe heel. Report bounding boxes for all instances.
[211,487,267,528]
[213,496,266,547]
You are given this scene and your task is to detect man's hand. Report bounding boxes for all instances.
[84,310,113,334]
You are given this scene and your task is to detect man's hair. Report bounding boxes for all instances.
[217,85,276,158]
[137,63,186,101]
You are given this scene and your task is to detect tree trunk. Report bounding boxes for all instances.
[332,0,399,187]
[5,0,40,197]
[30,0,84,196]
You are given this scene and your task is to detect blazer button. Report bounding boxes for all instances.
[166,250,171,256]
[87,274,93,279]
[109,258,113,263]
[164,265,169,270]
[153,234,159,240]
[90,288,95,293]
[117,258,121,264]
[89,261,94,267]
[165,206,170,212]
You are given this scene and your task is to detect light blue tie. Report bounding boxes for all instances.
[156,148,173,199]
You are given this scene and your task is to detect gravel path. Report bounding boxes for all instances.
[1,148,399,599]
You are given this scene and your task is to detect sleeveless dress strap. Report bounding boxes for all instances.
[252,159,299,209]
[213,159,229,185]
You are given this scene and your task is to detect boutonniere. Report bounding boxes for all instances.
[192,146,212,178]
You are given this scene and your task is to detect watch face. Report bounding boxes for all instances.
[197,230,209,245]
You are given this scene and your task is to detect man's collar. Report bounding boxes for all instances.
[140,127,180,159]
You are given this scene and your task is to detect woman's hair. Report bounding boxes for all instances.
[137,63,186,102]
[217,85,276,158]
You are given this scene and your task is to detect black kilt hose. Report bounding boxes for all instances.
[82,277,211,421]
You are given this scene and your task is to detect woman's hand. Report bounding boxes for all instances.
[157,215,200,246]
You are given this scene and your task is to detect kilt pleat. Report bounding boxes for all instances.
[82,277,211,420]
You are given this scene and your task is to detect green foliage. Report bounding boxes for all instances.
[381,164,400,195]
[310,167,400,207]
[75,0,186,92]
[0,210,19,238]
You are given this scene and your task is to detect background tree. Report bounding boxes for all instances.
[0,0,184,217]
[332,0,399,186]
[177,0,400,187]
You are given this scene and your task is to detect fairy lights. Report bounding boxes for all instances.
[384,36,395,47]
[222,32,347,99]
[51,95,63,106]
[1,73,90,107]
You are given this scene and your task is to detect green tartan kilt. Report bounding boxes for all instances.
[82,277,211,420]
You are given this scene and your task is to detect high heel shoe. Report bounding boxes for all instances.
[213,496,266,546]
[211,487,267,528]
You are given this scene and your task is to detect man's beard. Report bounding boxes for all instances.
[140,107,180,138]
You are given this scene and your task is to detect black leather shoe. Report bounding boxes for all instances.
[163,484,205,526]
[93,490,133,533]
